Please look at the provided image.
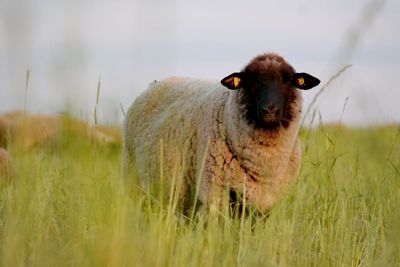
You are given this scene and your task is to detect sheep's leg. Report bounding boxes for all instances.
[242,180,277,213]
[197,171,230,215]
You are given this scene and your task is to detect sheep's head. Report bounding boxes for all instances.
[221,53,320,129]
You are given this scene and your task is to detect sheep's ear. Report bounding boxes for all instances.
[291,73,320,90]
[221,72,244,90]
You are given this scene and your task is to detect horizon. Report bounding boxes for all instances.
[1,0,398,126]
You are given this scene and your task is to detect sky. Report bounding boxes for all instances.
[0,0,399,126]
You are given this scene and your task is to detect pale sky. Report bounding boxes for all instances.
[0,0,399,126]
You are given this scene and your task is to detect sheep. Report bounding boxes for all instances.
[0,148,14,183]
[0,111,121,184]
[0,111,121,151]
[122,52,320,213]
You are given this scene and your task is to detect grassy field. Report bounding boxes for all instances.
[0,124,399,267]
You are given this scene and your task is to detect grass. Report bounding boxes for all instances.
[0,124,399,267]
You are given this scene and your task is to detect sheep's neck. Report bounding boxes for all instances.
[222,94,301,183]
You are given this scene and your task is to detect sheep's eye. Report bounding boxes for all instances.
[281,72,291,83]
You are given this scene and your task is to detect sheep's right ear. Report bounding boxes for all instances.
[221,72,244,90]
[291,73,320,90]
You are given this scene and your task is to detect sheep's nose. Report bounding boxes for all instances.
[261,104,279,116]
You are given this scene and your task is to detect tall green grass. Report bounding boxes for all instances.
[0,124,399,266]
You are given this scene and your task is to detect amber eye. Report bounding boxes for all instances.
[297,77,305,86]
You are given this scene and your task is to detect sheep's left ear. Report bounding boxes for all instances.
[291,73,320,90]
[221,72,245,90]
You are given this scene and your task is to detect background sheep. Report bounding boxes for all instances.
[0,148,14,183]
[122,53,320,213]
[0,111,121,183]
[0,111,121,151]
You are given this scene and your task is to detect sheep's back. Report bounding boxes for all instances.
[124,77,226,186]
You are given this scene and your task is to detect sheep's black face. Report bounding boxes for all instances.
[246,78,288,128]
[221,53,320,130]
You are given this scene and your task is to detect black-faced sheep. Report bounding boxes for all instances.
[122,53,320,213]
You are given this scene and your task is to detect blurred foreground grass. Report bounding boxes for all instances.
[0,124,399,267]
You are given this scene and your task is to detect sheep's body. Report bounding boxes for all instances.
[123,76,302,212]
[0,148,14,182]
[0,111,121,150]
[0,111,122,184]
[0,111,60,150]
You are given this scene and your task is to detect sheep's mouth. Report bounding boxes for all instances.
[256,114,282,129]
[256,113,282,129]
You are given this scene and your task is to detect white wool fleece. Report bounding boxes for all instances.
[122,77,302,213]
